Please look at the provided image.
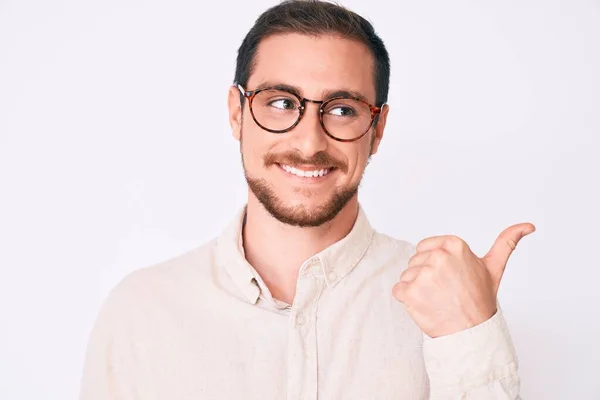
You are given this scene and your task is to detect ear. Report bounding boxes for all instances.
[227,85,243,141]
[369,104,389,156]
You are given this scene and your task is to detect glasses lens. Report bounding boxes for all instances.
[322,98,373,140]
[251,89,301,132]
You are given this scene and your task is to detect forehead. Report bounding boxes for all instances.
[248,33,376,103]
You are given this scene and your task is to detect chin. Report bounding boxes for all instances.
[264,202,344,228]
[282,199,330,214]
[246,175,358,228]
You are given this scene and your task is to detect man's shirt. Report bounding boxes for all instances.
[79,205,520,399]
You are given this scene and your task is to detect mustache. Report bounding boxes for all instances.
[263,151,347,173]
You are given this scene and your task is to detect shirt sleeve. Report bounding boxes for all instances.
[78,283,137,400]
[422,304,521,399]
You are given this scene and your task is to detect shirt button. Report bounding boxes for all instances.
[328,270,337,281]
[297,313,306,326]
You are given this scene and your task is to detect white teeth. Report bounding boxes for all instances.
[281,164,331,178]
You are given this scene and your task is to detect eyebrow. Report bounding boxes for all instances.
[253,81,373,104]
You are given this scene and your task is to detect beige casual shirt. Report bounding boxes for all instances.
[79,205,521,399]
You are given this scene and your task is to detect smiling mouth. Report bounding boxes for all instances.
[278,163,334,178]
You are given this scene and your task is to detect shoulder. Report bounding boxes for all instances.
[370,230,417,263]
[102,238,219,312]
[349,230,417,282]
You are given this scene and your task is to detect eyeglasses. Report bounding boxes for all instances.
[236,83,384,142]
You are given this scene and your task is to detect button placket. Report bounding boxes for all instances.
[287,271,324,400]
[296,313,307,326]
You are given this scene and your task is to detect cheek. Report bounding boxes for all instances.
[241,123,277,168]
[345,143,372,179]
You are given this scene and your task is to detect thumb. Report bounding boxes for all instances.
[483,222,536,285]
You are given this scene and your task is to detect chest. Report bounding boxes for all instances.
[128,284,428,400]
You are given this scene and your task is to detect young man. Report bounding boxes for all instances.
[80,1,535,399]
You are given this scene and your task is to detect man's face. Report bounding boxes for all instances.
[228,33,388,227]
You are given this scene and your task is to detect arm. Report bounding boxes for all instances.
[423,306,521,399]
[392,224,535,399]
[79,286,136,400]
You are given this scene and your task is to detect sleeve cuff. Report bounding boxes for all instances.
[422,306,519,397]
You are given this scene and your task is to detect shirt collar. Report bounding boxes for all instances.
[215,205,261,304]
[216,204,375,304]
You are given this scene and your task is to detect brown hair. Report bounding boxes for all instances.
[233,0,390,110]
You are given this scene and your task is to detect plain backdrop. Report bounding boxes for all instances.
[1,0,599,399]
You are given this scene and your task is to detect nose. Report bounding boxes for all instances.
[288,102,329,158]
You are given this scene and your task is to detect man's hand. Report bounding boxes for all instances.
[392,223,535,338]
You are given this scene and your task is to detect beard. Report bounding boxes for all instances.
[245,171,359,228]
[240,136,364,228]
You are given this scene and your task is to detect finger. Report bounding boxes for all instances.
[392,280,411,304]
[415,235,448,253]
[408,248,450,269]
[407,250,432,268]
[416,235,468,254]
[399,265,422,283]
[483,222,536,284]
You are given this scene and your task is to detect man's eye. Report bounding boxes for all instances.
[269,99,297,110]
[327,106,355,116]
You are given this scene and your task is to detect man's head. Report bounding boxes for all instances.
[227,0,390,227]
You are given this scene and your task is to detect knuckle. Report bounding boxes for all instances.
[429,248,447,265]
[445,235,466,251]
[400,265,420,282]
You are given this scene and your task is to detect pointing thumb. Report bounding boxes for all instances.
[483,223,536,286]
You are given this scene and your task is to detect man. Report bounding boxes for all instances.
[79,1,535,399]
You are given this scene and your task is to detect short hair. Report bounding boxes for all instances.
[233,0,390,108]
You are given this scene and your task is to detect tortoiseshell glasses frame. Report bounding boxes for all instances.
[235,83,384,143]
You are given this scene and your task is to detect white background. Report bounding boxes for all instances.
[1,0,599,398]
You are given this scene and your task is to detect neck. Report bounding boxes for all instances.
[242,193,359,304]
